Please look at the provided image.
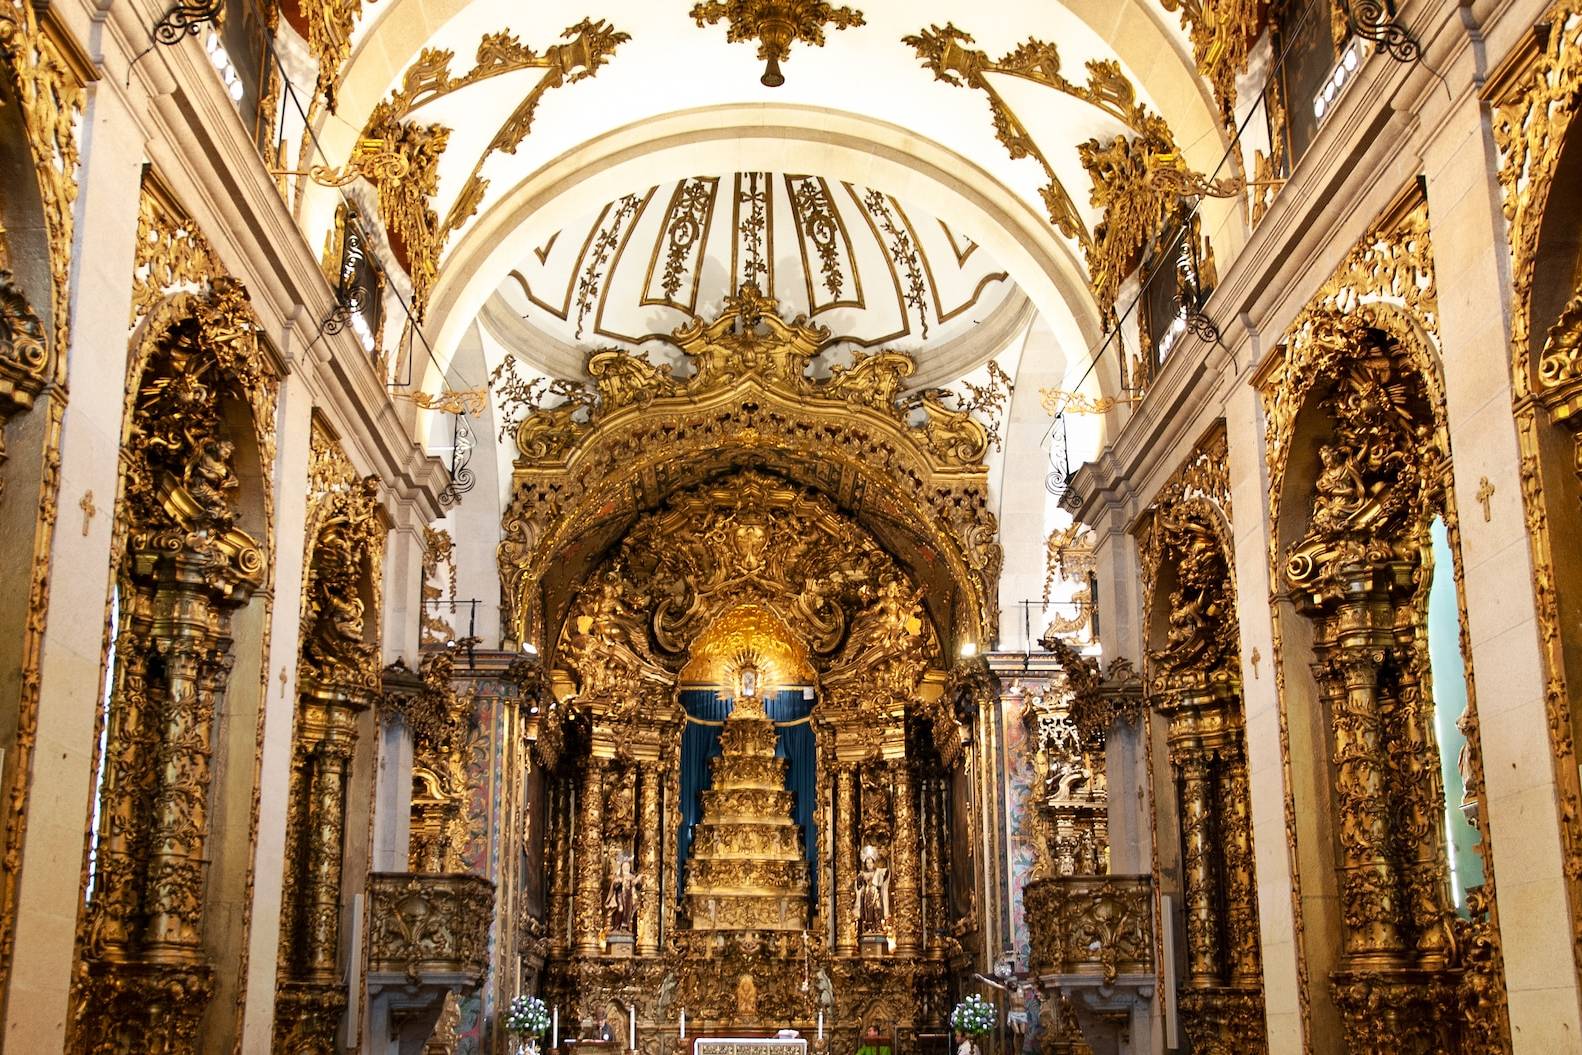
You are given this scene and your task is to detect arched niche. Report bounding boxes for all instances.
[1263,303,1504,1052]
[72,280,279,1055]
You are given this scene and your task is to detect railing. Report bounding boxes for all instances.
[1024,874,1154,985]
[365,872,496,987]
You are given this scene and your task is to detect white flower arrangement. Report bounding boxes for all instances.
[950,994,996,1036]
[506,995,552,1037]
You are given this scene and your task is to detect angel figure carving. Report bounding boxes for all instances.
[855,844,891,932]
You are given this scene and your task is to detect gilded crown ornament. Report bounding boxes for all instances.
[691,0,865,86]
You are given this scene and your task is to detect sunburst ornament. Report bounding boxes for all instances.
[690,0,865,87]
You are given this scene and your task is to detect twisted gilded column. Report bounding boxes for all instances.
[891,760,922,957]
[637,763,662,955]
[834,764,857,956]
[1218,746,1261,984]
[1176,753,1220,987]
[574,759,607,956]
[548,780,572,956]
[1325,649,1406,963]
[300,697,361,980]
[925,777,947,957]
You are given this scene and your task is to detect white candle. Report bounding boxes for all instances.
[817,1013,824,1041]
[680,1011,686,1040]
[553,1006,559,1049]
[629,1006,637,1051]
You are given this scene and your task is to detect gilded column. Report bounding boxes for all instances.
[925,777,947,958]
[1327,650,1406,962]
[143,582,228,962]
[1218,745,1261,984]
[637,763,662,956]
[891,760,922,957]
[301,699,361,979]
[548,780,572,956]
[574,759,607,956]
[1177,753,1220,986]
[834,764,857,956]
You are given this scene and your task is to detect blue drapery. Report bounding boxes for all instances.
[677,687,818,899]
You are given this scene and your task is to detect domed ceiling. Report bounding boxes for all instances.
[480,171,1032,384]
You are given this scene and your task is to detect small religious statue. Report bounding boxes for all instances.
[855,845,891,932]
[605,853,643,934]
[735,974,759,1021]
[815,966,834,1011]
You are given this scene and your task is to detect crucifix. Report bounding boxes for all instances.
[1476,477,1495,522]
[1250,647,1262,680]
[79,490,96,537]
[279,666,289,699]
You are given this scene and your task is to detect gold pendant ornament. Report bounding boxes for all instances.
[690,0,865,86]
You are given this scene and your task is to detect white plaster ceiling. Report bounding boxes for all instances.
[477,171,1032,385]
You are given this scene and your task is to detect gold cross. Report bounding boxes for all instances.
[1476,477,1495,522]
[78,490,96,536]
[1250,646,1262,680]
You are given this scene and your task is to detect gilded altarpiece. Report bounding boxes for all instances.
[1256,190,1509,1051]
[0,0,80,1005]
[499,289,1001,1052]
[273,423,388,1052]
[71,183,280,1054]
[1490,0,1582,989]
[1135,424,1265,1053]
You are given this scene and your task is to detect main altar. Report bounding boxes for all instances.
[504,291,1003,1054]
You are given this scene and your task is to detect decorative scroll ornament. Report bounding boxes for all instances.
[0,0,83,494]
[497,284,1000,651]
[904,22,1234,320]
[1157,0,1270,127]
[0,271,46,481]
[274,136,411,187]
[1024,875,1154,985]
[690,0,865,86]
[362,20,630,317]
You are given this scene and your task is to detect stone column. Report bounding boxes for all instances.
[574,760,606,956]
[834,764,857,956]
[637,763,662,956]
[891,761,922,957]
[1177,753,1220,986]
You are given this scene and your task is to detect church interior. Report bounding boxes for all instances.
[0,0,1578,1051]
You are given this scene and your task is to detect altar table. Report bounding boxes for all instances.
[692,1036,808,1055]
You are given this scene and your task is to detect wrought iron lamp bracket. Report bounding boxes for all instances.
[151,0,223,45]
[1337,0,1422,63]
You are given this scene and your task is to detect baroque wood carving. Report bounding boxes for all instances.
[1257,190,1509,1052]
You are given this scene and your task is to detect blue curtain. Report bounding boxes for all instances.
[677,687,819,899]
